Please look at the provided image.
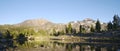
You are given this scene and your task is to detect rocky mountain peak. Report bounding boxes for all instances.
[24,18,50,23]
[11,18,107,33]
[83,18,95,22]
[17,18,52,26]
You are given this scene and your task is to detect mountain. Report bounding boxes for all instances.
[14,19,66,33]
[69,18,106,32]
[14,18,107,33]
[16,19,53,26]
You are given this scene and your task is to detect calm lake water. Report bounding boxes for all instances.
[5,40,119,51]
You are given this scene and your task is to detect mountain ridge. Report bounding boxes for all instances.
[0,18,107,34]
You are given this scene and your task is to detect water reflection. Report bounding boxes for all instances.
[53,41,120,51]
[1,40,120,51]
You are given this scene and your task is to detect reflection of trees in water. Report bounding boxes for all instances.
[66,44,74,51]
[54,42,120,51]
[15,41,119,51]
[16,41,51,49]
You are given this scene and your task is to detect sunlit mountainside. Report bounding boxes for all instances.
[0,18,107,34]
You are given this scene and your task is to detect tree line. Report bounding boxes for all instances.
[53,14,120,36]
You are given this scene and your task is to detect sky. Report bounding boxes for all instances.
[0,0,120,24]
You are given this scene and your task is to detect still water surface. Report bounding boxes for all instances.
[12,40,120,51]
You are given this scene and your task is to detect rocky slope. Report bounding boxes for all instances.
[15,19,66,33]
[14,18,107,33]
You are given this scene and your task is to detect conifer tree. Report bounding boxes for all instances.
[107,21,113,30]
[95,19,101,32]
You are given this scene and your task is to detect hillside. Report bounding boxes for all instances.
[0,18,107,35]
[11,18,106,34]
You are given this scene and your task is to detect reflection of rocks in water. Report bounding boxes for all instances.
[66,44,73,51]
[72,45,80,51]
[101,47,107,51]
[53,41,120,51]
[84,45,91,51]
[4,40,120,51]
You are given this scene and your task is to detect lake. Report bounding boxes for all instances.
[3,39,120,51]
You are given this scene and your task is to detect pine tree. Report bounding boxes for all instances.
[107,21,113,30]
[79,25,82,33]
[65,25,68,34]
[113,23,117,30]
[95,20,101,32]
[79,25,86,33]
[112,15,120,30]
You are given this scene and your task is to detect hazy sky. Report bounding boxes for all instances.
[0,0,120,24]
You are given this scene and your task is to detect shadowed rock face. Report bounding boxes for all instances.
[13,18,106,33]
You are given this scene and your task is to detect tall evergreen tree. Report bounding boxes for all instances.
[79,25,82,33]
[107,21,113,30]
[65,25,68,34]
[112,15,120,30]
[113,23,117,30]
[95,19,101,32]
[113,15,120,26]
